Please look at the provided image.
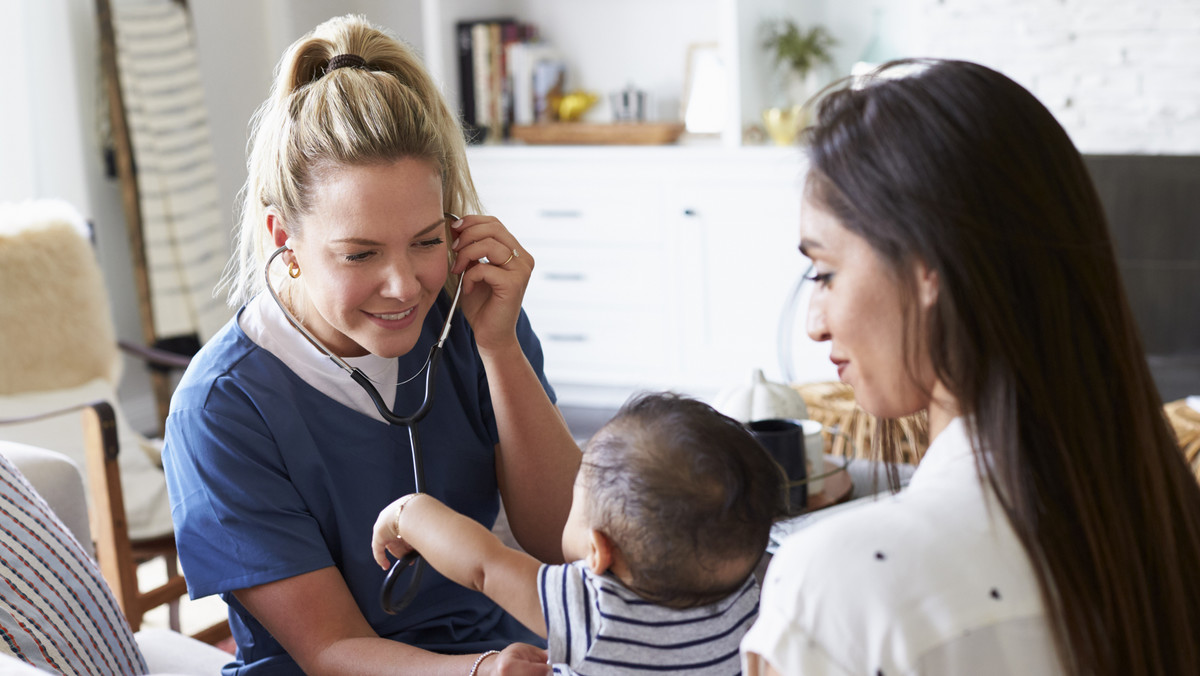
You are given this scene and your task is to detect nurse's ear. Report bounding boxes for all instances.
[266,208,290,250]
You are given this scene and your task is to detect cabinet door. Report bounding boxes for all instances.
[670,175,835,396]
[472,163,680,393]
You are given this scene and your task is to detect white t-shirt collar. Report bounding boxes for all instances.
[239,294,398,422]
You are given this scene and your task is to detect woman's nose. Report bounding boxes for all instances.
[806,296,831,343]
[379,256,420,300]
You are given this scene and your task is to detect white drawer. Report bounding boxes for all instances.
[478,185,663,245]
[526,305,676,386]
[523,244,665,309]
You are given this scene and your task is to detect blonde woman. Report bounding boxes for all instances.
[163,15,577,675]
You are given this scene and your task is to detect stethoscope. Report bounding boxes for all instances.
[264,215,465,615]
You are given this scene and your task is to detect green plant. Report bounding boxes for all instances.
[762,19,836,80]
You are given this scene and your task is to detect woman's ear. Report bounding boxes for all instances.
[916,260,939,310]
[266,209,290,249]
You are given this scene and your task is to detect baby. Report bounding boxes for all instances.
[372,392,787,674]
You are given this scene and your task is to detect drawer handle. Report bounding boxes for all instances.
[538,209,583,219]
[546,334,588,343]
[543,272,586,282]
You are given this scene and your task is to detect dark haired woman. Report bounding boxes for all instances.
[742,59,1200,675]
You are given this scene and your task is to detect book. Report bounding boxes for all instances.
[455,21,476,130]
[456,18,542,142]
[508,42,562,126]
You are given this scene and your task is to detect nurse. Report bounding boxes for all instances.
[162,15,577,676]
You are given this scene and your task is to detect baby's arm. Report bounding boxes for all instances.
[372,494,547,638]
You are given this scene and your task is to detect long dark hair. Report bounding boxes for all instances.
[804,59,1200,675]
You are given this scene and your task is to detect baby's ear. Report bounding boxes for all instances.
[586,529,614,575]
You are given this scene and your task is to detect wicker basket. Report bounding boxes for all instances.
[793,387,1199,477]
[792,381,929,464]
[1165,399,1200,483]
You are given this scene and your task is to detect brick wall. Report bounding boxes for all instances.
[830,0,1200,153]
[904,0,1200,153]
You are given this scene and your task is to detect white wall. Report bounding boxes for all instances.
[0,0,35,203]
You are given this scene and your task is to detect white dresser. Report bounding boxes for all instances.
[467,144,836,407]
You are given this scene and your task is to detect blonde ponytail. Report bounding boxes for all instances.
[221,14,477,309]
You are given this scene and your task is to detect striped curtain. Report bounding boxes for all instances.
[109,0,228,342]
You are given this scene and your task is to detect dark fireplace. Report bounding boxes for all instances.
[1085,155,1200,403]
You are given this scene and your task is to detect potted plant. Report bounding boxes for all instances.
[763,19,836,101]
[760,19,836,145]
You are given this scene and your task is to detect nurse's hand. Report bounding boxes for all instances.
[479,644,550,675]
[450,215,533,353]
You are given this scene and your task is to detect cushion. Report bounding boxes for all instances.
[0,441,92,559]
[0,452,148,674]
[0,378,173,541]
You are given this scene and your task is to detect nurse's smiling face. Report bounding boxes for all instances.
[273,158,449,359]
[800,193,938,419]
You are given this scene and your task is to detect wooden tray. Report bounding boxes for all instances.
[510,122,686,146]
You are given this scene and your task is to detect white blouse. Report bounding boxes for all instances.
[741,417,1063,675]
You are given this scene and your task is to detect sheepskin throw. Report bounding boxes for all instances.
[0,200,118,395]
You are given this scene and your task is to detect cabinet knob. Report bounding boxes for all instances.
[683,208,697,217]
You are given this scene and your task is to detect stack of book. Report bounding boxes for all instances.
[455,18,564,143]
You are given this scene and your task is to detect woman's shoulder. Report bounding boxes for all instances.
[173,309,297,411]
[761,482,1047,674]
[764,495,925,608]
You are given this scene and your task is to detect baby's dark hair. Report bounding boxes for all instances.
[581,392,788,608]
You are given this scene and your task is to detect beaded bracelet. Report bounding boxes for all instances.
[392,493,421,533]
[468,649,500,676]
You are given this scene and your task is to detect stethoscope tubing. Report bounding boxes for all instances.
[263,224,465,615]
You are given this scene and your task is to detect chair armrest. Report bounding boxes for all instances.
[118,340,192,370]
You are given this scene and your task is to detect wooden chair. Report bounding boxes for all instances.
[0,199,227,644]
[0,404,229,645]
[81,402,231,644]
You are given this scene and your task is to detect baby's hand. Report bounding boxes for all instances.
[371,493,421,569]
[481,643,550,676]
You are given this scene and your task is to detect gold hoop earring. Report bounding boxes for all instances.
[288,261,301,278]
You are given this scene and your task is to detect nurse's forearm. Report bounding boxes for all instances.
[233,567,485,675]
[479,340,580,563]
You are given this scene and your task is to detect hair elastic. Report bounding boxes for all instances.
[326,53,367,73]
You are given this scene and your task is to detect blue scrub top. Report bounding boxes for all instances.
[162,293,553,674]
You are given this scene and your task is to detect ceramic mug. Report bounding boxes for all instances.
[800,418,825,493]
[747,418,809,514]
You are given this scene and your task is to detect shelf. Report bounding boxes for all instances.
[420,0,779,148]
[509,123,686,146]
